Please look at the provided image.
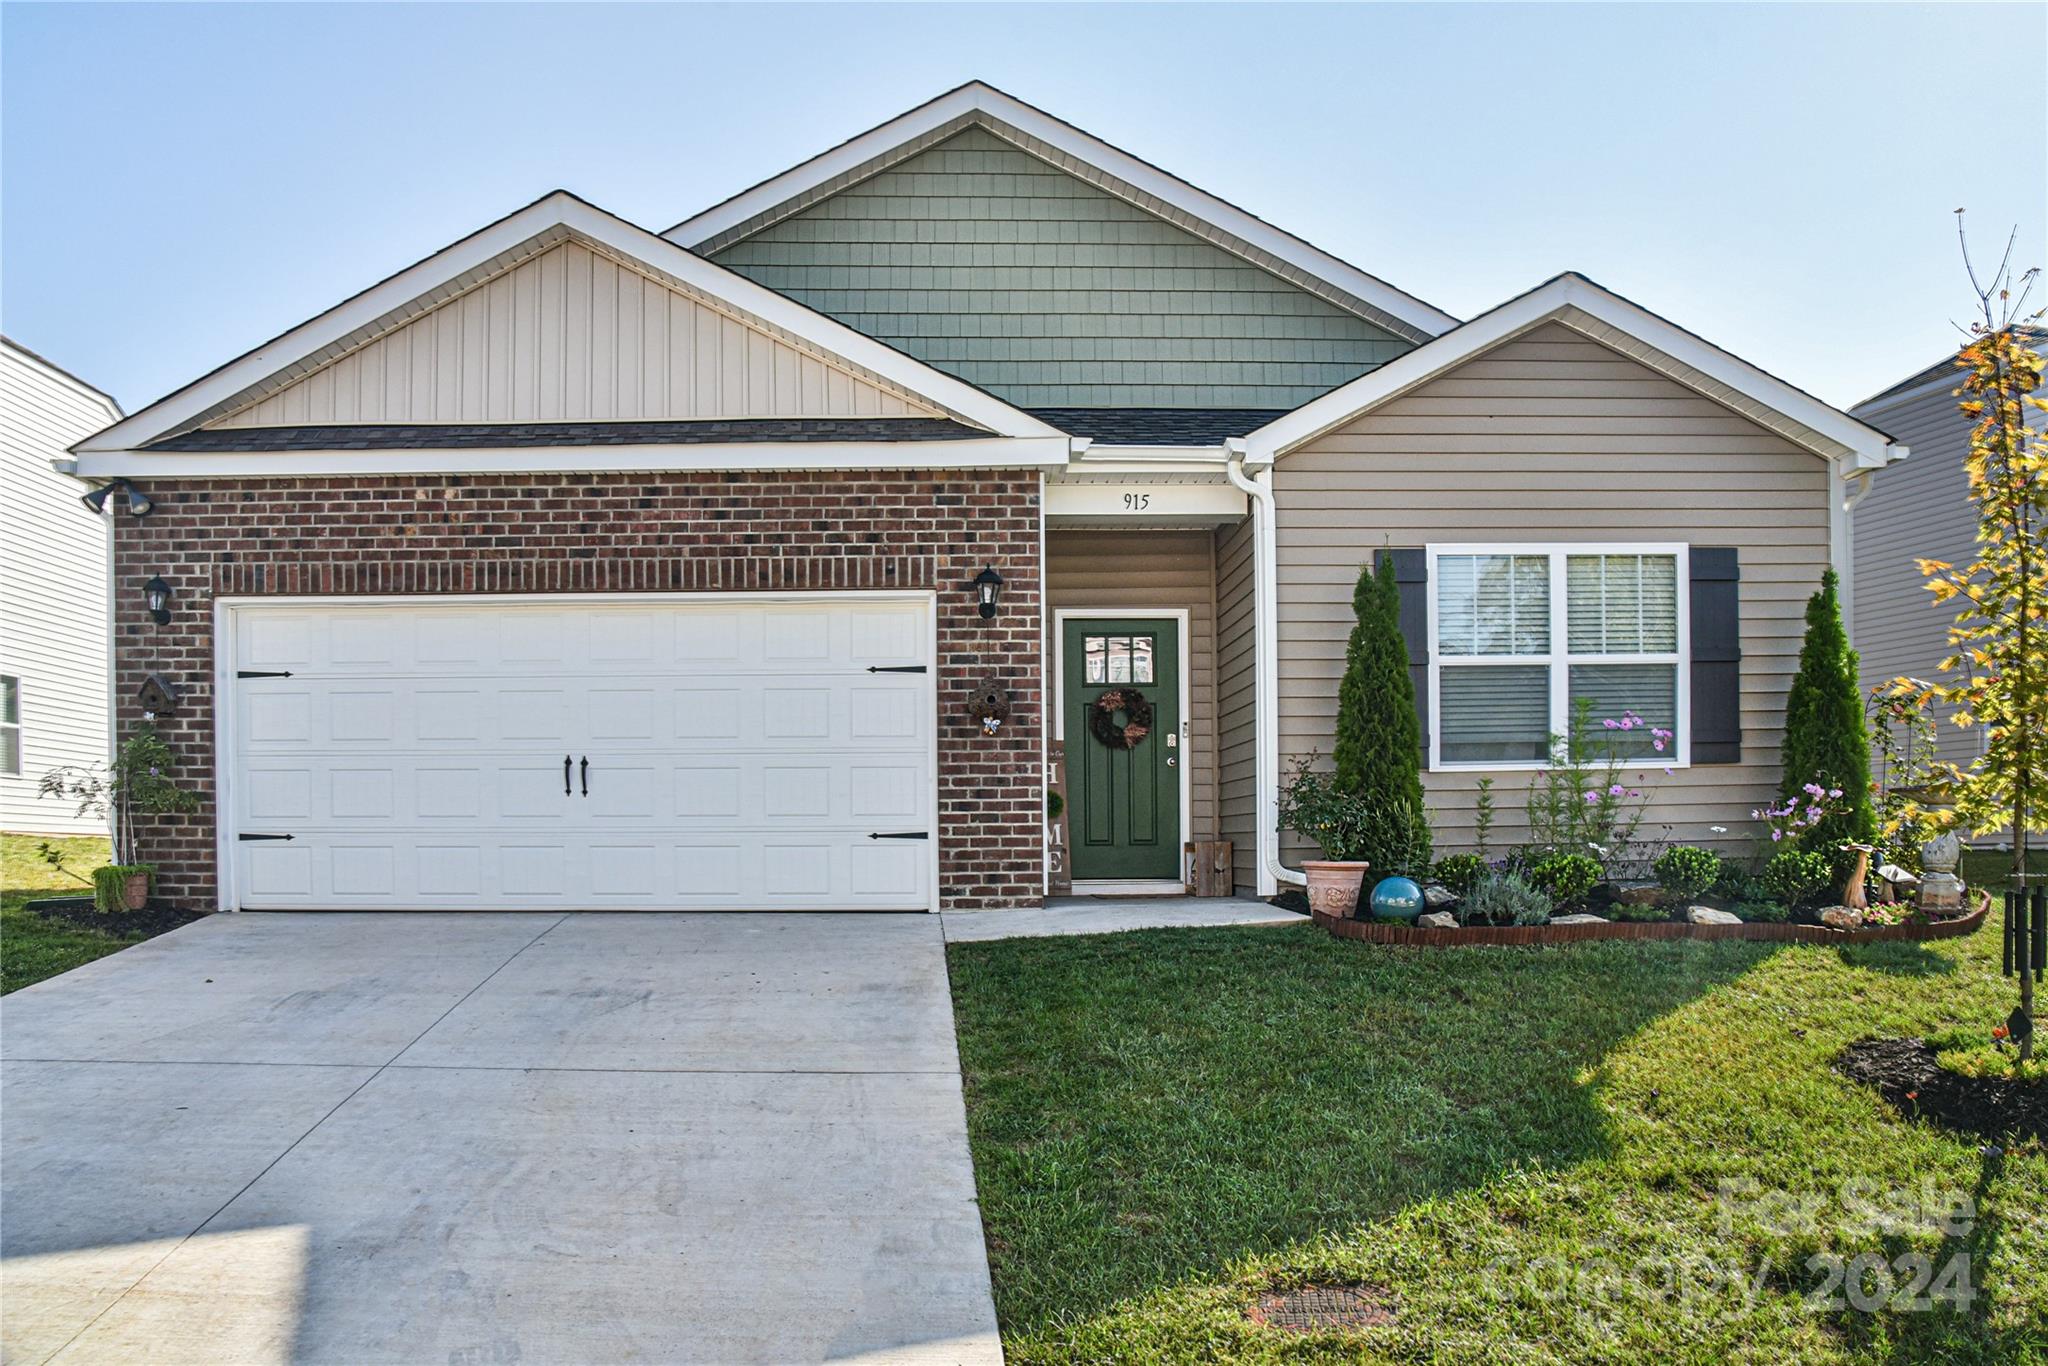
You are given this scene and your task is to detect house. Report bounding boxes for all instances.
[1850,328,2043,772]
[1,337,121,835]
[66,83,1902,913]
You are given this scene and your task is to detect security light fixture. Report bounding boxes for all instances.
[80,479,155,517]
[973,566,1004,619]
[143,576,172,626]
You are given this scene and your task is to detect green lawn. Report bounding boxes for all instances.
[949,913,2046,1362]
[1,832,142,995]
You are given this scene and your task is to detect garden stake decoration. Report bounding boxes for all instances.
[2006,885,2046,1050]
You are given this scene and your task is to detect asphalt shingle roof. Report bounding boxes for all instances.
[146,418,990,452]
[1025,407,1291,445]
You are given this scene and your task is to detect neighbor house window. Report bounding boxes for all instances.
[1427,546,1687,769]
[0,675,19,776]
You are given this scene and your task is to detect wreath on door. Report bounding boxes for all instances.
[1089,688,1155,750]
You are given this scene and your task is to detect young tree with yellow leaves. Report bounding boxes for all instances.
[1890,215,2044,1058]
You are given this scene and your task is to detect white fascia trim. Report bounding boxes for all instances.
[1241,273,1900,474]
[665,82,1459,342]
[74,436,1072,479]
[79,191,1062,455]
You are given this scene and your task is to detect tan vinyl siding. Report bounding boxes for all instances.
[211,242,937,429]
[1850,380,1984,769]
[1047,530,1221,841]
[1,341,119,834]
[1274,321,1832,861]
[1213,516,1258,892]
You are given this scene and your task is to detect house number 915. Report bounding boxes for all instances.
[1122,492,1151,511]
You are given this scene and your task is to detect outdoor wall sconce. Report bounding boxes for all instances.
[973,565,1004,619]
[143,575,173,625]
[80,478,155,517]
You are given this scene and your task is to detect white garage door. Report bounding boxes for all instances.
[222,596,934,911]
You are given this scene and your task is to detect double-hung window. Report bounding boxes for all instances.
[0,675,19,776]
[1427,545,1688,769]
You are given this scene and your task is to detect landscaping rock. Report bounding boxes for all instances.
[1417,911,1459,930]
[1551,913,1609,925]
[1820,906,1865,930]
[1422,884,1459,909]
[1875,864,1919,888]
[1686,906,1742,925]
[1612,883,1664,906]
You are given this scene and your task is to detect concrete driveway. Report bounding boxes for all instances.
[1,913,1000,1365]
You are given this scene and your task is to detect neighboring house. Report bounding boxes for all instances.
[67,83,1900,912]
[1,338,121,835]
[1850,328,2044,773]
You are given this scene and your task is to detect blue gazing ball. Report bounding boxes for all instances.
[1370,876,1425,922]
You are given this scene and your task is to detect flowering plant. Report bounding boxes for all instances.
[1523,698,1658,875]
[1753,780,1846,846]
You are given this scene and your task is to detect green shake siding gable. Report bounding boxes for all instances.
[710,127,1412,409]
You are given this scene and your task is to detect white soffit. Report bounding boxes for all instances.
[665,81,1459,345]
[77,190,1063,461]
[1241,272,1901,473]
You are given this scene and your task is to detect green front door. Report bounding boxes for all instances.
[1064,617,1182,881]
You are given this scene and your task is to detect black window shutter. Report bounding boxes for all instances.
[1689,548,1742,764]
[1377,548,1430,761]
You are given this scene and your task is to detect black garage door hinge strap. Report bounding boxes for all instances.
[868,831,930,840]
[236,670,294,679]
[866,665,927,673]
[238,832,295,841]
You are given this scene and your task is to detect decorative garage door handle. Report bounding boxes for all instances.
[564,755,572,796]
[868,831,930,840]
[580,756,589,797]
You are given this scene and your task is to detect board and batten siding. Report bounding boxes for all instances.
[212,242,937,429]
[1,340,119,834]
[1047,530,1220,841]
[1273,321,1833,862]
[1850,374,1986,770]
[712,126,1412,410]
[1213,516,1258,892]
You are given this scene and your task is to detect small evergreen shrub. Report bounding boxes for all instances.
[1525,851,1602,906]
[1733,899,1791,923]
[1610,900,1673,923]
[1711,853,1757,901]
[1780,570,1877,850]
[1761,848,1834,905]
[1653,845,1720,900]
[1463,872,1552,926]
[1334,555,1424,817]
[91,864,151,913]
[1432,853,1488,896]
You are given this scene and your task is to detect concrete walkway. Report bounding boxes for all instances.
[1,913,1000,1365]
[942,896,1305,943]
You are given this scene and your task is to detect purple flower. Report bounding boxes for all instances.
[1771,830,1783,842]
[1603,719,1619,730]
[1582,791,1601,804]
[1827,788,1843,799]
[1608,784,1625,797]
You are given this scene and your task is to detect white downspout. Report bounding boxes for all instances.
[1225,441,1304,894]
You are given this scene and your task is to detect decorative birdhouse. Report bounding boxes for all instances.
[965,675,1009,735]
[137,673,183,716]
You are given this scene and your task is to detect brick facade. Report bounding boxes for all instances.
[111,470,1044,911]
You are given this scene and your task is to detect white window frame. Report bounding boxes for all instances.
[1425,543,1691,772]
[0,674,19,777]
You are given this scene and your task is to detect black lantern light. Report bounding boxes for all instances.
[143,575,172,625]
[80,479,155,517]
[973,565,1004,619]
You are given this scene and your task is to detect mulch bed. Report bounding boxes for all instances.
[1837,1037,2047,1144]
[24,896,206,938]
[1307,894,1989,949]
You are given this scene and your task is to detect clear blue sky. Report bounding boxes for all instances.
[4,2,2042,415]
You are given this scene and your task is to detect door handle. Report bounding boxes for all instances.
[580,756,589,797]
[563,755,572,796]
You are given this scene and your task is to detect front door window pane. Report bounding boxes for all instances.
[1129,637,1154,684]
[1084,636,1107,683]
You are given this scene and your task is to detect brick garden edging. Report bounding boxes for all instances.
[1310,895,1990,948]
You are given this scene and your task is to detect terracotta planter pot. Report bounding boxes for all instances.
[121,872,149,912]
[1301,860,1370,918]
